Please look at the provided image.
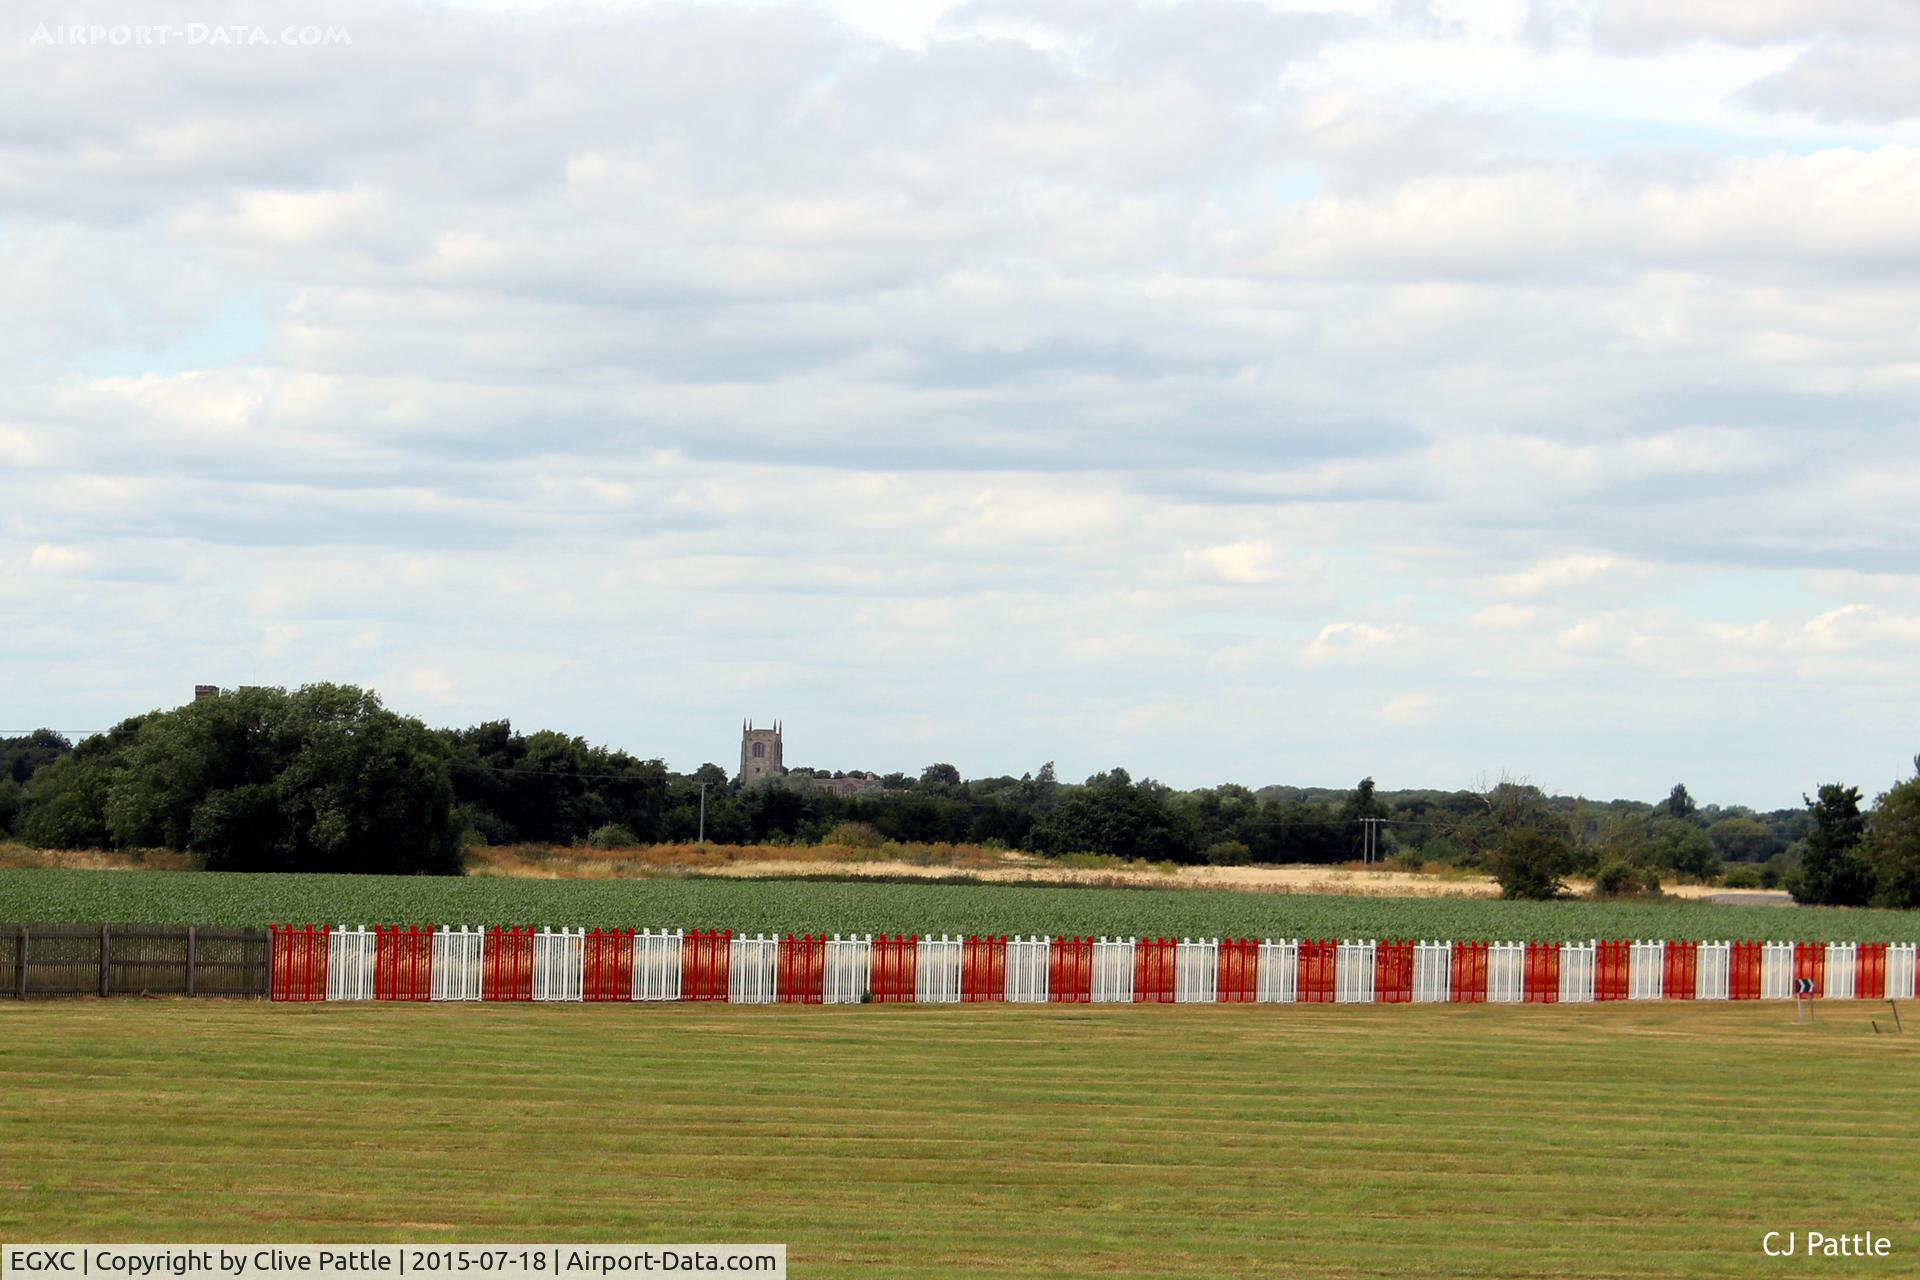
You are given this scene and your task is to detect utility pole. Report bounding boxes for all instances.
[698,781,708,845]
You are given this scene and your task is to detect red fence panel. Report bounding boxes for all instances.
[1299,940,1337,1004]
[1594,940,1629,1001]
[962,935,1006,1003]
[1050,936,1092,1003]
[582,927,635,1002]
[1135,938,1175,1003]
[779,934,825,1004]
[485,927,534,1001]
[1450,941,1487,1003]
[871,935,918,1003]
[1375,940,1414,1004]
[1664,940,1698,1000]
[682,929,731,1002]
[375,925,434,1001]
[1795,942,1826,998]
[269,924,329,1002]
[1729,941,1762,1000]
[1523,941,1560,1003]
[1857,942,1888,1000]
[1218,938,1260,1003]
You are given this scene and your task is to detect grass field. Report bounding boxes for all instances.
[1,1001,1914,1277]
[5,865,1920,942]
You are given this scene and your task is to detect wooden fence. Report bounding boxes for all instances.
[0,923,269,998]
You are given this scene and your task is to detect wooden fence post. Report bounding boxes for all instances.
[187,925,197,998]
[13,925,24,1000]
[100,923,111,997]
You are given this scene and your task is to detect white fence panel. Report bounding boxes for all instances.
[1258,939,1298,1003]
[1413,941,1451,1003]
[1559,941,1595,1003]
[1761,941,1794,999]
[327,926,374,1001]
[1628,941,1664,1001]
[824,935,871,1005]
[1696,941,1730,1001]
[632,929,683,1001]
[1889,943,1918,1001]
[1825,942,1856,1000]
[1092,937,1135,1003]
[916,936,962,1004]
[1336,940,1376,1004]
[532,927,583,1002]
[730,934,779,1004]
[1176,938,1219,1004]
[431,926,483,1001]
[1006,936,1050,1003]
[1487,941,1524,1003]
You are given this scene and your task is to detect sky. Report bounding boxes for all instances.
[3,0,1918,809]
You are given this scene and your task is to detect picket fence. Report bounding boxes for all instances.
[265,926,1920,1008]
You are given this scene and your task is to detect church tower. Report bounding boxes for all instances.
[739,719,783,784]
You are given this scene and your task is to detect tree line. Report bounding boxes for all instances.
[2,684,1917,907]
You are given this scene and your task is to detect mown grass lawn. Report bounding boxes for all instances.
[0,1000,1913,1277]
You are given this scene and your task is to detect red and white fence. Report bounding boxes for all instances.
[265,926,1920,1009]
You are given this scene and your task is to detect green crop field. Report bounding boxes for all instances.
[1,1001,1914,1277]
[3,866,1919,942]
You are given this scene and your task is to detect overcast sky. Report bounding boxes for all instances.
[4,0,1918,808]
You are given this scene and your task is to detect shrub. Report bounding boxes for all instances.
[1590,859,1661,897]
[586,823,638,849]
[825,821,884,850]
[22,786,112,850]
[1204,839,1252,866]
[1721,866,1763,890]
[1490,829,1577,900]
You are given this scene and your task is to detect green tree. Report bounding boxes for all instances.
[22,685,461,874]
[1665,783,1697,822]
[1790,783,1872,906]
[193,685,459,874]
[1706,816,1777,863]
[1232,798,1348,864]
[1179,783,1258,847]
[16,719,146,849]
[1866,761,1920,909]
[1489,829,1577,900]
[919,762,962,789]
[1647,819,1721,879]
[1028,768,1198,862]
[1587,812,1650,875]
[2,730,73,785]
[1341,777,1386,821]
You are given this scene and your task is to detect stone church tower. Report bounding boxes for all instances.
[738,719,783,784]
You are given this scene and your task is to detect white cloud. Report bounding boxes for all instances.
[27,544,97,572]
[1471,603,1537,629]
[1381,692,1437,724]
[1491,553,1618,597]
[1304,622,1419,664]
[2,0,1918,806]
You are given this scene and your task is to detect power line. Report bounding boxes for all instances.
[0,730,110,736]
